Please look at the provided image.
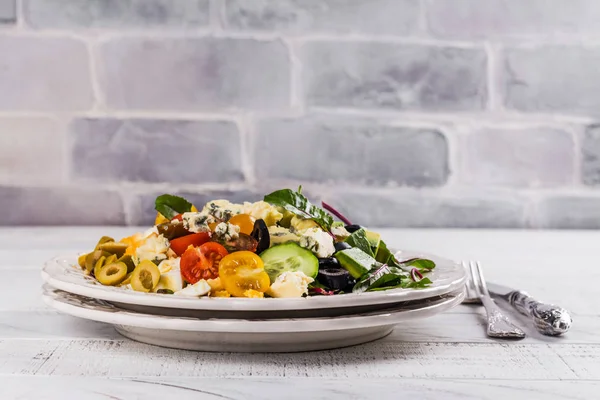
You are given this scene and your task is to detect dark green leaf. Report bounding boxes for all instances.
[345,229,374,257]
[352,264,405,293]
[264,188,334,231]
[403,258,436,271]
[400,277,433,289]
[155,194,193,219]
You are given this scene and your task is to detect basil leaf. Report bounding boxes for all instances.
[264,188,334,231]
[345,229,374,257]
[155,194,193,219]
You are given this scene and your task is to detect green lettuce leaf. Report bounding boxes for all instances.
[344,229,374,257]
[264,188,333,231]
[155,194,193,220]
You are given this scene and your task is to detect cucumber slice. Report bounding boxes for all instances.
[260,243,319,283]
[335,247,376,279]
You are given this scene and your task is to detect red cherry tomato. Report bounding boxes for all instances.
[169,232,211,256]
[180,242,229,284]
[171,214,183,222]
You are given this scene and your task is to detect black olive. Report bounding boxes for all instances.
[344,224,362,233]
[250,219,270,254]
[343,277,357,293]
[334,242,352,252]
[156,221,190,240]
[317,268,351,291]
[318,257,339,269]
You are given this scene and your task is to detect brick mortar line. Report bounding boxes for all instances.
[235,115,256,186]
[284,38,304,112]
[0,110,594,127]
[569,125,584,187]
[3,180,600,199]
[85,41,104,112]
[209,0,225,32]
[484,42,501,111]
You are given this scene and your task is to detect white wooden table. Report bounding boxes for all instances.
[2,227,599,399]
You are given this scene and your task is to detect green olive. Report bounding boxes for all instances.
[97,242,128,258]
[117,272,133,287]
[130,260,161,292]
[96,262,128,286]
[94,236,114,250]
[84,250,111,275]
[93,255,107,278]
[77,253,88,269]
[117,254,136,273]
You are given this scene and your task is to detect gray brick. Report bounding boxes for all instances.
[461,127,575,187]
[23,0,209,29]
[255,117,449,187]
[70,118,243,184]
[0,186,125,225]
[537,196,600,229]
[0,37,93,112]
[225,0,420,35]
[323,192,527,228]
[98,38,290,111]
[302,42,487,111]
[503,46,600,114]
[0,0,16,22]
[426,0,600,38]
[582,125,600,185]
[131,190,263,225]
[0,118,63,182]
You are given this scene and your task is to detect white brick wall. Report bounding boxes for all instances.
[0,0,598,228]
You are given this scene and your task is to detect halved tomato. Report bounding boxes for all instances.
[218,251,270,297]
[169,232,211,256]
[180,242,228,284]
[229,213,255,235]
[171,214,183,222]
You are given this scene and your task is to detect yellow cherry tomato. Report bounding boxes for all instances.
[228,213,255,235]
[218,251,270,297]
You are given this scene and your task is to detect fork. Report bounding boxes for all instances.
[463,261,526,339]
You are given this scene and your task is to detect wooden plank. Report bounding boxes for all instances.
[0,339,597,380]
[2,269,46,311]
[1,376,599,400]
[1,310,598,345]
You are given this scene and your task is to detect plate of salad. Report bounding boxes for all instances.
[41,188,466,313]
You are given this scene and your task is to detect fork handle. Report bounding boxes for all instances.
[507,291,572,336]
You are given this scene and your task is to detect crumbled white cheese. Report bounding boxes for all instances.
[135,233,169,264]
[154,270,184,293]
[290,215,319,233]
[174,280,212,297]
[242,201,283,226]
[266,271,314,298]
[268,226,301,246]
[331,224,351,240]
[299,228,335,258]
[182,212,215,233]
[213,222,240,241]
[202,200,244,222]
[157,258,180,274]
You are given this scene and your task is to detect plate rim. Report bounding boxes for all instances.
[41,249,467,312]
[42,287,465,333]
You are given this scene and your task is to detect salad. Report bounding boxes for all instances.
[77,188,435,298]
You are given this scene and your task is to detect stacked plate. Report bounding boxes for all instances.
[41,250,466,353]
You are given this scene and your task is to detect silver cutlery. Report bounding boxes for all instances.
[487,282,572,336]
[464,261,526,339]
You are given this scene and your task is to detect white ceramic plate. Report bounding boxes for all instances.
[43,286,465,353]
[41,250,466,313]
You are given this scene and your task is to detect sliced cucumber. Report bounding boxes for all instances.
[259,243,319,283]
